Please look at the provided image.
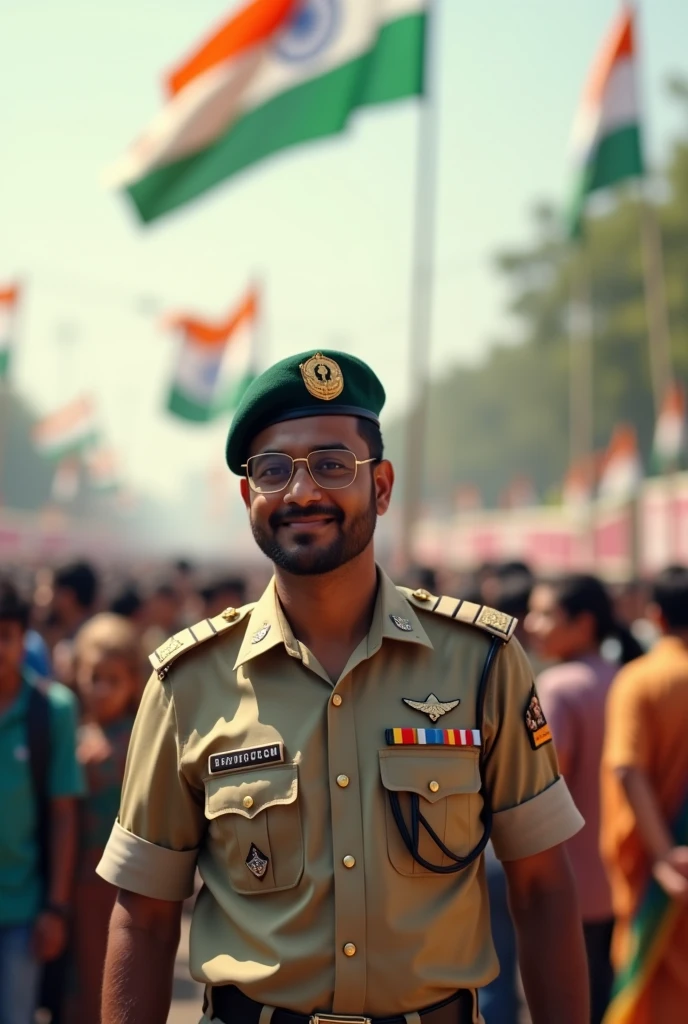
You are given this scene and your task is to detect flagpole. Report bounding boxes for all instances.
[0,285,21,508]
[568,245,595,565]
[400,0,441,570]
[632,0,673,423]
[638,192,673,420]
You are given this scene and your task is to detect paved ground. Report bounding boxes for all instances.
[167,913,203,1024]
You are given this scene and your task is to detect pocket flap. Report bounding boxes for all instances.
[205,763,298,820]
[379,749,480,804]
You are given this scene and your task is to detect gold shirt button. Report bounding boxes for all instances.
[343,855,356,869]
[343,942,357,957]
[242,796,254,809]
[332,694,343,706]
[336,774,350,788]
[428,780,440,794]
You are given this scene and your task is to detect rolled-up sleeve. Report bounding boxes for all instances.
[96,671,204,900]
[484,640,584,862]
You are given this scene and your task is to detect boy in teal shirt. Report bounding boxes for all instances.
[0,581,84,1024]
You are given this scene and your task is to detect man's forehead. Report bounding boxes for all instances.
[248,414,361,454]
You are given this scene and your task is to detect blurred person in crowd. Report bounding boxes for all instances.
[200,577,248,620]
[479,564,535,1024]
[477,560,533,609]
[141,582,184,654]
[67,613,142,1024]
[0,580,84,1024]
[172,558,203,624]
[109,585,144,626]
[50,562,100,688]
[52,562,99,640]
[600,566,688,1024]
[526,575,643,1024]
[610,580,657,654]
[23,627,52,679]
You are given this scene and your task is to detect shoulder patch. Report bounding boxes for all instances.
[150,605,254,680]
[399,587,517,643]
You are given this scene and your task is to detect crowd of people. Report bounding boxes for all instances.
[0,556,687,1023]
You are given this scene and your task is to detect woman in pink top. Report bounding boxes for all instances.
[525,574,642,1024]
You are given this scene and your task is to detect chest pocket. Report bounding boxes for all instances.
[379,749,482,876]
[204,763,303,894]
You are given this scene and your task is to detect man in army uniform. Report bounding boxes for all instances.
[98,351,589,1024]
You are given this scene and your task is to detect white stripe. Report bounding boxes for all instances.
[0,309,13,352]
[570,57,638,166]
[108,0,427,186]
[35,417,96,452]
[459,729,466,745]
[472,729,481,746]
[418,728,426,744]
[174,339,224,404]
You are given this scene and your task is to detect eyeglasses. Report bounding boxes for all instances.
[243,449,377,494]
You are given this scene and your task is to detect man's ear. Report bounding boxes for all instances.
[240,478,251,510]
[374,460,394,516]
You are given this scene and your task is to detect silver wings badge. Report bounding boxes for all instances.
[403,693,460,723]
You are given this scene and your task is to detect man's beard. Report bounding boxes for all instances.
[250,492,377,576]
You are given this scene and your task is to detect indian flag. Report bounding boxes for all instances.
[107,0,427,223]
[652,381,686,473]
[0,284,20,380]
[567,7,643,239]
[33,397,98,460]
[165,286,258,423]
[599,424,643,501]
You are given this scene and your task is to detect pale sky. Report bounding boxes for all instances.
[2,0,687,504]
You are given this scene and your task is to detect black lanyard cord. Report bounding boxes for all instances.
[387,635,502,875]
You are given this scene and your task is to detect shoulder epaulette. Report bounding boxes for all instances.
[149,604,254,680]
[399,587,517,643]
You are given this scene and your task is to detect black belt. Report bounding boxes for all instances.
[209,985,474,1024]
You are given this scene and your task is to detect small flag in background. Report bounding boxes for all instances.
[567,7,643,239]
[107,0,428,223]
[33,396,98,460]
[85,444,121,493]
[51,457,81,504]
[562,457,596,508]
[0,284,20,380]
[164,287,258,423]
[652,381,686,473]
[598,424,643,501]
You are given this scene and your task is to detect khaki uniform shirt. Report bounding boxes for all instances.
[97,570,582,1016]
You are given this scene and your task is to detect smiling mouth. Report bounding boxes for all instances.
[278,516,337,529]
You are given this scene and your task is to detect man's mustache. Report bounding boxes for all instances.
[269,505,344,529]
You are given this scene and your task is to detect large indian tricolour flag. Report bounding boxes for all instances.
[165,287,258,422]
[567,7,643,239]
[0,285,20,380]
[107,0,427,223]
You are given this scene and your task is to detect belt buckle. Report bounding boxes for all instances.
[311,1016,371,1024]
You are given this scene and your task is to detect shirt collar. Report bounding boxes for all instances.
[234,568,433,671]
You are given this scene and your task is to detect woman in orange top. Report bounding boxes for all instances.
[600,566,688,1024]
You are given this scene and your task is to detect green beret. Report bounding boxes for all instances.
[225,349,385,474]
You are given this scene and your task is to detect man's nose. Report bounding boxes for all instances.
[284,462,322,503]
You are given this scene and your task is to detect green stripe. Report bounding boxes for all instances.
[128,13,426,224]
[567,124,643,239]
[168,371,256,423]
[37,431,98,461]
[167,387,216,423]
[0,349,10,379]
